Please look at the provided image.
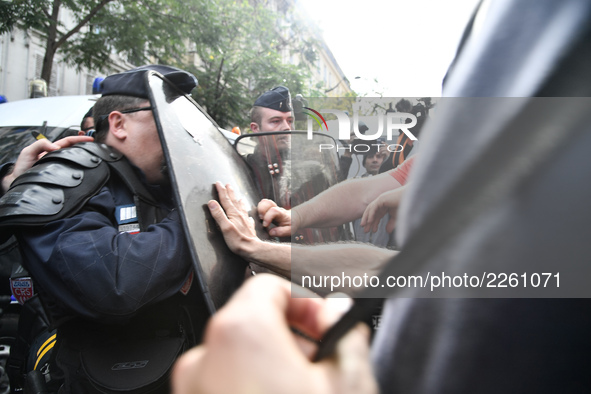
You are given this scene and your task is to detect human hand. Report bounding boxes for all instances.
[360,186,406,234]
[208,182,259,259]
[1,135,94,194]
[172,274,377,394]
[257,198,295,237]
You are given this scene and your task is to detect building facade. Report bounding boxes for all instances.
[0,6,131,102]
[0,1,351,103]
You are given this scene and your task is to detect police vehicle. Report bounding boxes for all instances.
[0,94,239,166]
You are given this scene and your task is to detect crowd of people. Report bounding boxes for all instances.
[178,1,591,391]
[0,63,420,392]
[1,0,591,392]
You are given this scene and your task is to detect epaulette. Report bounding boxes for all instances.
[0,142,120,229]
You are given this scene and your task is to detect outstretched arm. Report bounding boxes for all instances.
[291,242,396,295]
[258,173,402,237]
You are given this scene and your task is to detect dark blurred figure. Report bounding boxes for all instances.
[337,121,369,181]
[79,107,95,136]
[379,98,430,173]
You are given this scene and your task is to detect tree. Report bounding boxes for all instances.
[1,0,321,128]
[0,0,197,86]
[184,0,317,129]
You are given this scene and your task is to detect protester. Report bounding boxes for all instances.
[208,181,395,293]
[378,98,421,174]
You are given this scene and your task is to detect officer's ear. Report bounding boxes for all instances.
[250,122,260,133]
[108,111,127,141]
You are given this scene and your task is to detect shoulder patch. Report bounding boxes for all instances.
[116,204,137,224]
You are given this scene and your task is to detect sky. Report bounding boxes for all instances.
[297,0,481,97]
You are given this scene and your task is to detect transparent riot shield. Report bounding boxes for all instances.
[147,72,268,313]
[235,131,351,244]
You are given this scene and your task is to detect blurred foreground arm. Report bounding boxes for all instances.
[172,274,377,394]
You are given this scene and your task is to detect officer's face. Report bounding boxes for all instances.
[252,108,293,150]
[254,108,294,132]
[119,102,165,184]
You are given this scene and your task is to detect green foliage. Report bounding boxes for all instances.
[81,0,192,67]
[2,0,198,80]
[2,0,320,129]
[184,0,316,129]
[0,0,51,34]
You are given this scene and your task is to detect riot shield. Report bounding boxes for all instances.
[146,73,267,313]
[235,131,351,244]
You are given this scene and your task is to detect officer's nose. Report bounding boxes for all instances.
[281,119,291,131]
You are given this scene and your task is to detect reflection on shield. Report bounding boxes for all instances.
[147,72,268,313]
[235,131,351,244]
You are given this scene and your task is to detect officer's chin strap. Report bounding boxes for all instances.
[314,95,591,361]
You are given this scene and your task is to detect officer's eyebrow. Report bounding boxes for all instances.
[269,115,293,121]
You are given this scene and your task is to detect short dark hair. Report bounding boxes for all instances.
[362,146,382,167]
[395,98,413,113]
[250,106,264,127]
[80,107,94,131]
[92,95,147,142]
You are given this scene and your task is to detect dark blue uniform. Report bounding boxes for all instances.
[16,162,193,322]
[1,65,205,392]
[4,149,206,393]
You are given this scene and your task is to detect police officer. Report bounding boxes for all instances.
[0,65,208,393]
[246,86,293,204]
[249,86,294,134]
